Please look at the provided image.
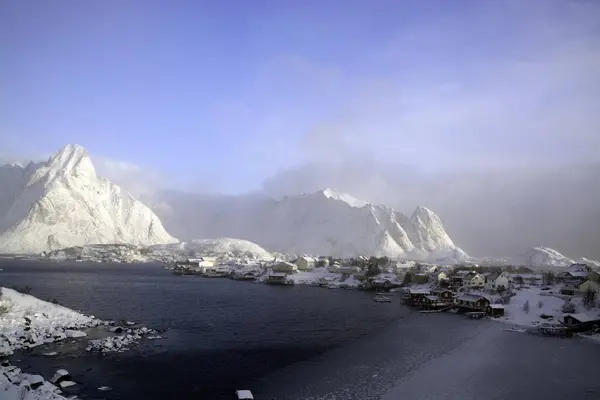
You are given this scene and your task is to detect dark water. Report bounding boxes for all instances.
[1,260,600,400]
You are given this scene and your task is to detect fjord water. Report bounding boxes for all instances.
[1,261,599,400]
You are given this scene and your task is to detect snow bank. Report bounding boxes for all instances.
[488,286,598,329]
[0,288,96,355]
[0,287,162,398]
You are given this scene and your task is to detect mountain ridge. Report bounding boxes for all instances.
[152,186,468,261]
[0,144,177,253]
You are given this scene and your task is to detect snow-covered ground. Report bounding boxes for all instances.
[491,287,566,327]
[0,287,159,399]
[488,286,599,329]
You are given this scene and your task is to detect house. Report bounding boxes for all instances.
[329,264,360,274]
[430,287,454,303]
[407,288,431,306]
[423,295,446,309]
[394,261,415,272]
[437,271,449,282]
[560,271,590,295]
[449,275,465,288]
[270,262,298,274]
[317,256,330,267]
[561,313,600,332]
[455,294,490,310]
[187,257,217,268]
[563,271,589,281]
[486,304,505,317]
[463,272,485,289]
[423,265,439,274]
[411,273,430,285]
[264,272,291,285]
[486,271,512,291]
[296,256,317,271]
[566,263,591,273]
[327,262,342,273]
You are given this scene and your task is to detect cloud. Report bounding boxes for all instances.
[91,156,166,199]
[258,0,600,259]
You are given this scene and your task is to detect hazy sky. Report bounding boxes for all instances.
[1,0,599,258]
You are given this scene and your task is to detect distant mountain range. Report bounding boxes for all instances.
[151,187,468,262]
[0,144,598,270]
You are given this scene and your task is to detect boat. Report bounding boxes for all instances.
[374,294,392,303]
[536,323,573,338]
[235,389,254,399]
[465,311,486,319]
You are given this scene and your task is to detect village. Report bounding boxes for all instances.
[170,255,600,339]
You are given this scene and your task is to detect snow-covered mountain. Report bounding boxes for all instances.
[151,238,273,260]
[154,188,468,261]
[0,144,177,254]
[478,246,600,271]
[514,246,575,269]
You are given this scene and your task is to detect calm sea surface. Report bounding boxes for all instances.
[1,260,599,400]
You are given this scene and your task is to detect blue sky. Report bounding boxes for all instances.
[1,0,599,194]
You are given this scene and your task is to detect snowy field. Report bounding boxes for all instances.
[0,287,158,399]
[487,286,600,333]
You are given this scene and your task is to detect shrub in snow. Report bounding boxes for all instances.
[537,300,544,309]
[562,300,576,314]
[523,300,530,314]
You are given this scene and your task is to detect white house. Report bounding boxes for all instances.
[296,256,317,271]
[270,261,298,274]
[437,271,449,282]
[486,272,513,291]
[329,264,360,274]
[463,272,485,288]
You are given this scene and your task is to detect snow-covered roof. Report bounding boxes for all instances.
[563,313,600,323]
[409,288,431,294]
[566,271,589,278]
[456,294,488,302]
[299,256,316,262]
[489,304,504,309]
[425,295,440,301]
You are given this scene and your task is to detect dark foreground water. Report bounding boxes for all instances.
[1,260,599,400]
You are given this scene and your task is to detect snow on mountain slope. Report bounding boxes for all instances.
[512,246,575,270]
[152,238,273,260]
[0,144,177,254]
[154,188,467,260]
[319,188,368,208]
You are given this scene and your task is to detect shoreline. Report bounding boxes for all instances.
[0,287,159,400]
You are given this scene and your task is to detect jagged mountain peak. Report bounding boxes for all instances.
[154,187,466,261]
[45,144,95,178]
[0,144,177,254]
[317,188,368,208]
